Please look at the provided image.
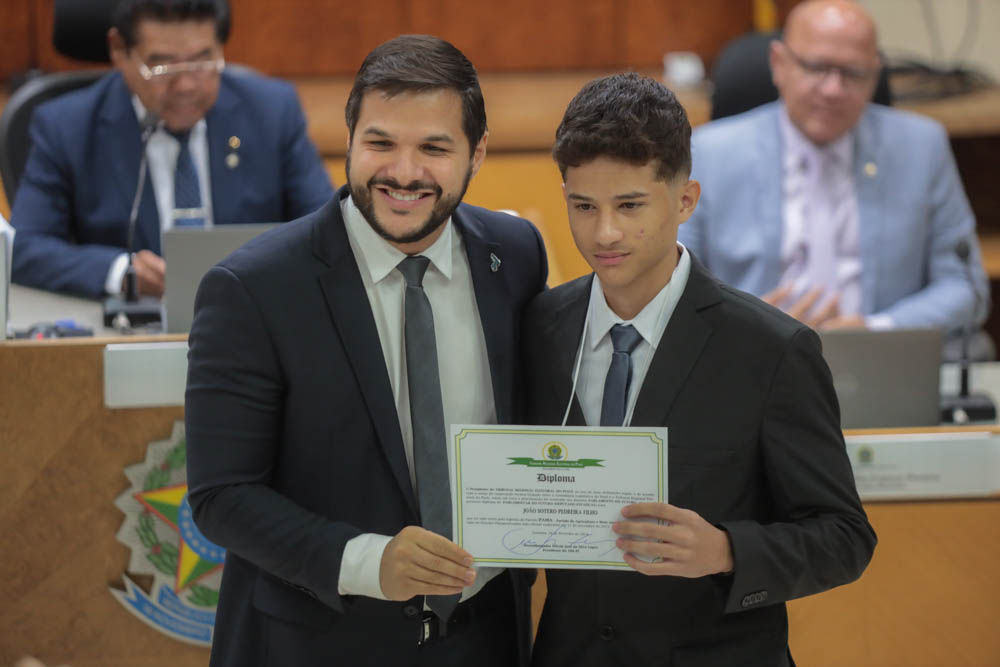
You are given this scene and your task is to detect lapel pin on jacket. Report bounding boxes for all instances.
[490,252,501,273]
[226,136,241,169]
[864,161,877,177]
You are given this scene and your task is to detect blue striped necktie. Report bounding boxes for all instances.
[169,129,205,227]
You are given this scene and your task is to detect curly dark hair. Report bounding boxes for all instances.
[553,72,691,182]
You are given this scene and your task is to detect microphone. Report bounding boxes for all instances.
[103,111,164,330]
[940,238,996,423]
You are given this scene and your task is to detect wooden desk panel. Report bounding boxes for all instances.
[787,500,1000,666]
[0,339,200,666]
[528,500,1000,666]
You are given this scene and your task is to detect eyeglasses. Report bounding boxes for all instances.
[781,43,880,89]
[133,52,226,81]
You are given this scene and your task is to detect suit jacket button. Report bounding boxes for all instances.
[599,624,615,641]
[402,604,420,619]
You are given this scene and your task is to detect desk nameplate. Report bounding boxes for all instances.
[847,432,1000,501]
[104,341,188,408]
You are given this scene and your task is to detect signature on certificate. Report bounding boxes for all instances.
[501,525,619,557]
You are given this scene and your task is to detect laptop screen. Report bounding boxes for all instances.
[161,223,279,334]
[819,328,943,429]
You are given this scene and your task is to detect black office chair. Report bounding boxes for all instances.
[0,70,109,204]
[709,30,893,121]
[0,0,119,204]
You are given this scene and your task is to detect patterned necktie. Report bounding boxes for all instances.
[397,255,460,622]
[803,150,844,299]
[169,129,204,227]
[600,324,644,427]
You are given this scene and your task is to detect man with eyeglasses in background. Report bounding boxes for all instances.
[679,0,988,337]
[11,0,333,299]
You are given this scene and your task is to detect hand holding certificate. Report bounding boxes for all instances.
[447,425,668,570]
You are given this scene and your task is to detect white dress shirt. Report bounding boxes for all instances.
[574,244,691,426]
[104,96,214,294]
[778,106,892,329]
[337,195,501,601]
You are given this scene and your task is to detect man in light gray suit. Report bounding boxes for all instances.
[679,0,988,335]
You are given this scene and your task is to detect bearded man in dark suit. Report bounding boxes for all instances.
[185,35,547,667]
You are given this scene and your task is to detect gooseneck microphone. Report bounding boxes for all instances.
[940,238,996,423]
[123,111,161,301]
[102,111,165,329]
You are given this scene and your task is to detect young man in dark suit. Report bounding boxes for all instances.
[185,35,547,666]
[524,72,875,667]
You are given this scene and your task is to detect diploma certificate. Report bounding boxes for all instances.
[447,425,667,570]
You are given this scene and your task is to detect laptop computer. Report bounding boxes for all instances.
[818,328,943,429]
[162,223,279,334]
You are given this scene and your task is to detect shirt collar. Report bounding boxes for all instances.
[779,102,853,174]
[131,95,206,142]
[586,243,692,351]
[341,194,455,285]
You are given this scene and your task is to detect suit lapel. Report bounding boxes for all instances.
[205,75,246,225]
[453,208,515,423]
[545,276,591,426]
[756,104,786,291]
[631,258,719,426]
[853,107,882,315]
[313,193,417,516]
[100,74,160,252]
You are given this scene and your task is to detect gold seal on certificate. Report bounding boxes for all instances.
[447,425,668,570]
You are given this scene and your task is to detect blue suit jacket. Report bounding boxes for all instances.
[679,102,988,330]
[11,70,334,297]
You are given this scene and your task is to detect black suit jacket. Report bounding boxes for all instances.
[185,187,547,666]
[523,257,876,667]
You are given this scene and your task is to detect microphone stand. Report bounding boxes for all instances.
[940,239,996,423]
[103,112,164,330]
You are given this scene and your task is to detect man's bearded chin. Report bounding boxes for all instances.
[346,154,474,246]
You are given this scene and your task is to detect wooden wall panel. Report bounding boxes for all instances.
[0,0,34,81]
[223,0,408,76]
[409,0,619,71]
[13,0,786,78]
[775,0,803,25]
[619,0,754,72]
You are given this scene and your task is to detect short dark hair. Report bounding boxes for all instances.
[345,35,487,152]
[113,0,230,48]
[553,72,692,182]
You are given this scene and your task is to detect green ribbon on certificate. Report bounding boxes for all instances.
[507,457,605,468]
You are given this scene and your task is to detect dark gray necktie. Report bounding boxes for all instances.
[169,129,204,227]
[600,324,643,427]
[397,256,460,622]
